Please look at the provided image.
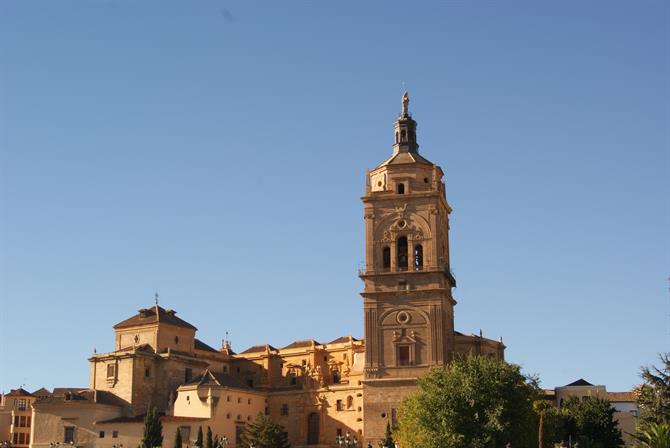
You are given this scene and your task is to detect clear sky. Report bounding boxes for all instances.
[1,1,668,394]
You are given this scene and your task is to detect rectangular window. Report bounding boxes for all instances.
[107,364,116,378]
[18,399,27,411]
[280,404,289,416]
[265,407,269,416]
[99,431,105,438]
[19,416,26,427]
[25,433,30,445]
[64,426,75,443]
[145,367,151,377]
[112,430,119,438]
[184,368,193,383]
[27,416,31,428]
[18,433,25,445]
[14,416,19,427]
[12,433,18,444]
[336,400,343,411]
[398,346,411,366]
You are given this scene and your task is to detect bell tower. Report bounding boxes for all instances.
[360,93,457,440]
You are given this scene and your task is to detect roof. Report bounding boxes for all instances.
[564,378,594,387]
[607,391,636,402]
[5,388,34,397]
[36,390,129,408]
[98,414,208,424]
[32,388,52,397]
[184,370,251,390]
[282,339,320,350]
[376,151,433,168]
[194,339,218,353]
[326,336,359,345]
[239,344,277,354]
[114,305,197,331]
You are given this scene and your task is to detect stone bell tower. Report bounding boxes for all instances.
[360,92,457,441]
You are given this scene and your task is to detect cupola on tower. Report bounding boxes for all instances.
[360,92,458,438]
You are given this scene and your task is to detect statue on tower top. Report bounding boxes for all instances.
[401,91,409,116]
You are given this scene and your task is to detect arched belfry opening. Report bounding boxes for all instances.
[414,244,423,270]
[397,236,408,271]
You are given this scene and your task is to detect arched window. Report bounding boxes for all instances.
[397,237,408,271]
[382,246,391,269]
[409,129,415,142]
[397,183,405,194]
[395,131,399,143]
[414,244,423,270]
[307,413,320,445]
[400,129,406,142]
[332,369,340,384]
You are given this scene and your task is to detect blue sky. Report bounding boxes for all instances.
[1,1,668,393]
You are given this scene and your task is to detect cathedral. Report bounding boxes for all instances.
[26,94,505,448]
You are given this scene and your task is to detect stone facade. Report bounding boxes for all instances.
[27,93,505,448]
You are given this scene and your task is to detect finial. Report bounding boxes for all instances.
[154,292,159,306]
[401,91,409,116]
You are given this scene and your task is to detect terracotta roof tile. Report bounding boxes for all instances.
[114,305,197,331]
[5,388,34,397]
[194,339,218,353]
[608,391,635,402]
[282,339,320,350]
[239,344,277,354]
[326,336,359,345]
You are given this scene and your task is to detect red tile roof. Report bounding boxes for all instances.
[607,391,635,402]
[114,305,197,331]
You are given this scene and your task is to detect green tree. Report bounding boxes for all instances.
[195,426,203,448]
[240,413,290,448]
[379,421,394,447]
[395,355,539,448]
[141,407,163,448]
[206,427,213,448]
[637,353,670,425]
[545,396,623,448]
[632,422,670,448]
[173,428,182,448]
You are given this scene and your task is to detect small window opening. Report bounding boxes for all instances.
[382,246,391,269]
[397,183,405,194]
[397,237,408,270]
[400,130,406,142]
[332,369,340,384]
[336,400,343,411]
[398,346,411,366]
[395,131,399,143]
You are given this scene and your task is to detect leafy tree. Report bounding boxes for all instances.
[544,396,623,448]
[206,427,213,448]
[395,355,539,448]
[637,353,670,425]
[195,426,203,448]
[379,421,394,447]
[141,407,163,448]
[632,422,670,448]
[173,428,182,448]
[240,413,290,448]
